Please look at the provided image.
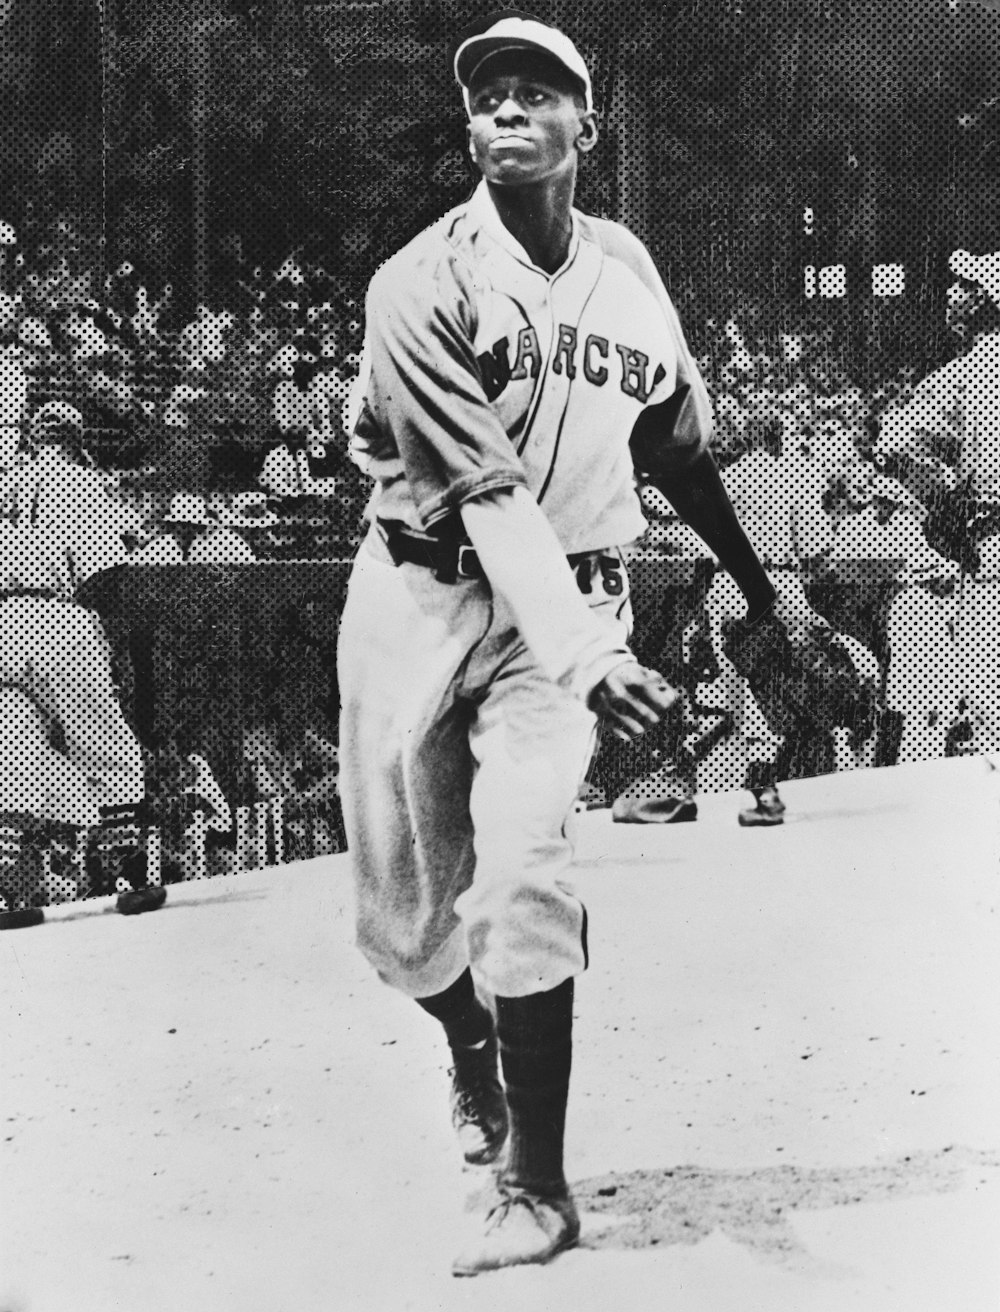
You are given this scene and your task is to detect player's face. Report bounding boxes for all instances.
[466,53,597,188]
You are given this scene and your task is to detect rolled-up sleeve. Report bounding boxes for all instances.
[356,247,527,529]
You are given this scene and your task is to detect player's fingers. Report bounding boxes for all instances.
[615,685,669,726]
[621,693,674,728]
[628,674,680,714]
[590,664,674,730]
[605,692,664,737]
[592,694,649,734]
[607,707,652,741]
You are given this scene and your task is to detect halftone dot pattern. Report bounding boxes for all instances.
[0,2,997,914]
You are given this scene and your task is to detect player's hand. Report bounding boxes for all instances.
[752,578,832,650]
[589,662,679,742]
[907,558,960,597]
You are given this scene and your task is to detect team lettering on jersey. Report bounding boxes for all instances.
[477,325,667,404]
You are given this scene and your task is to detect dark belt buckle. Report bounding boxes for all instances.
[456,545,480,579]
[379,523,405,567]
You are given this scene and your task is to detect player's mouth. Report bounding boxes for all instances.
[490,134,533,149]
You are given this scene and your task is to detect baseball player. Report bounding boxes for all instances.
[339,14,828,1275]
[873,247,1000,755]
[0,402,163,927]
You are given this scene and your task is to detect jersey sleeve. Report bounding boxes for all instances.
[592,223,714,475]
[351,242,527,528]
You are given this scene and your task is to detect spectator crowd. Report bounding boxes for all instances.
[2,211,996,868]
[0,214,370,562]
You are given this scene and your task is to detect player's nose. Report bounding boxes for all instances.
[493,95,528,125]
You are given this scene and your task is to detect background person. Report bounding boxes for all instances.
[132,492,213,563]
[0,402,160,924]
[188,491,276,563]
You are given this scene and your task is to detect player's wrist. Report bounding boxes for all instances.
[744,585,778,627]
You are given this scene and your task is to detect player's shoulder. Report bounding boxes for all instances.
[368,196,483,305]
[577,212,665,289]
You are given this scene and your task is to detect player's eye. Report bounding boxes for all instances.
[471,90,501,113]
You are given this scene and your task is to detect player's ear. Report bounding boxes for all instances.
[576,110,598,156]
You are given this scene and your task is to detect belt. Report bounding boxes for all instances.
[378,520,591,583]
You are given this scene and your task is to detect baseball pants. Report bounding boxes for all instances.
[0,597,144,826]
[338,528,633,1000]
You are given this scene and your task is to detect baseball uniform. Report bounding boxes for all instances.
[0,445,143,827]
[339,179,713,999]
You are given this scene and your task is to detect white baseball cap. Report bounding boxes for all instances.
[30,402,85,437]
[164,493,211,525]
[454,16,593,114]
[948,248,1000,306]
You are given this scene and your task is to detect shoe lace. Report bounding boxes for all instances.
[483,1186,562,1237]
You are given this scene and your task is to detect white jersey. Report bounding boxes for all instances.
[877,331,1000,493]
[721,451,831,567]
[348,181,713,554]
[0,449,130,597]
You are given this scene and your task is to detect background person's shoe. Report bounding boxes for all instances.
[449,1034,509,1167]
[452,1185,580,1276]
[0,845,46,929]
[738,785,786,827]
[613,794,697,824]
[612,766,698,823]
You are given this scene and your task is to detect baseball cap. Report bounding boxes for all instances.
[30,402,84,437]
[163,493,211,525]
[948,248,1000,307]
[454,16,593,114]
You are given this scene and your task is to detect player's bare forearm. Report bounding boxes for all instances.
[653,450,776,621]
[462,488,677,739]
[461,487,635,701]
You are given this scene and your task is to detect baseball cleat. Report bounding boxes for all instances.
[449,1034,509,1166]
[452,1184,580,1276]
[612,793,697,824]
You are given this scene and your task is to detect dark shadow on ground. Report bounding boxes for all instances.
[570,1146,1000,1264]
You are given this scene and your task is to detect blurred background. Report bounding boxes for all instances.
[3,0,999,885]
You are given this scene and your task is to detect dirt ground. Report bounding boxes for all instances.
[2,756,998,1312]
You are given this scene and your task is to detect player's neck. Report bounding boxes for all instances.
[486,179,575,275]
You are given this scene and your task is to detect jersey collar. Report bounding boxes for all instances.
[469,180,581,276]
